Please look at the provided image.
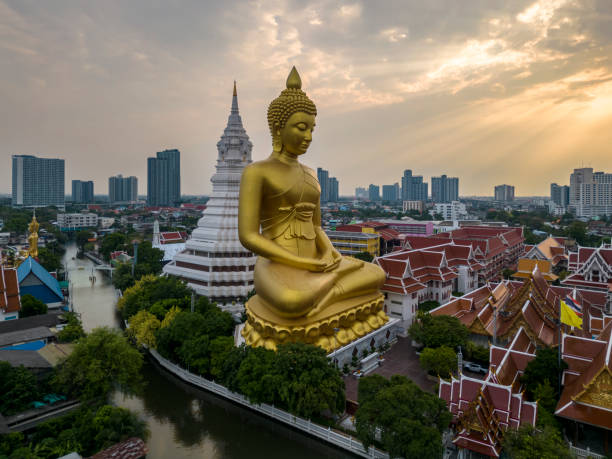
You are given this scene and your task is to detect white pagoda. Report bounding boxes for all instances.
[163,83,256,312]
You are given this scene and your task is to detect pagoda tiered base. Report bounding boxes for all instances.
[241,292,388,352]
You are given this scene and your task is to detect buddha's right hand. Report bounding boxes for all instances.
[288,255,328,272]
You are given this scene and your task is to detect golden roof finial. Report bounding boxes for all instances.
[286,66,302,89]
[233,80,237,97]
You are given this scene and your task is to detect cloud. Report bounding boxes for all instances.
[0,0,611,197]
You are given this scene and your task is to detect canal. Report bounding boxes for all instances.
[62,242,355,459]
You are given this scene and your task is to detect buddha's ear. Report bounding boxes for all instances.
[272,122,282,153]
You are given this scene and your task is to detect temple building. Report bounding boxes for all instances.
[403,226,524,285]
[564,243,612,313]
[431,269,611,345]
[16,256,64,308]
[375,242,482,328]
[439,326,538,457]
[163,83,256,311]
[512,258,557,282]
[524,235,568,273]
[0,265,21,321]
[151,220,186,264]
[556,321,612,454]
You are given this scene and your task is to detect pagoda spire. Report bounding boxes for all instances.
[231,80,239,115]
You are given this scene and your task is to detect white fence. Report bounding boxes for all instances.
[569,443,606,459]
[149,349,389,459]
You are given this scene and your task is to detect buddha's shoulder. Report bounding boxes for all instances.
[242,159,275,176]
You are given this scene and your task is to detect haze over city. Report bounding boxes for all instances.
[1,0,611,196]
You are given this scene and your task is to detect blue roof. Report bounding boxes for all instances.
[17,256,63,301]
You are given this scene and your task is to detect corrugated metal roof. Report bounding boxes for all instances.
[17,256,63,301]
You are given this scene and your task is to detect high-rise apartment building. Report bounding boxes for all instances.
[72,180,94,203]
[12,155,65,208]
[550,183,570,207]
[368,184,380,201]
[317,167,330,203]
[431,175,459,203]
[108,175,138,203]
[382,183,400,202]
[147,149,181,206]
[569,168,612,217]
[401,170,428,202]
[355,187,368,200]
[329,177,339,202]
[494,184,515,202]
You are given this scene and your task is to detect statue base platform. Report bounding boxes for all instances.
[241,292,388,352]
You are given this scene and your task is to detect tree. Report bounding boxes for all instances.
[57,312,85,342]
[111,263,136,291]
[353,251,374,262]
[37,247,61,273]
[0,362,41,415]
[408,313,468,349]
[521,347,567,401]
[566,221,587,245]
[117,274,191,320]
[502,425,571,459]
[54,327,143,400]
[75,230,94,252]
[502,268,514,279]
[19,294,48,318]
[419,346,456,377]
[99,232,127,261]
[127,310,161,348]
[357,373,389,405]
[273,343,345,418]
[355,375,451,458]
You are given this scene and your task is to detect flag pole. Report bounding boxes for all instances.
[557,297,562,397]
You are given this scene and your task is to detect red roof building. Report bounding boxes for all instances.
[431,270,611,345]
[439,327,538,457]
[564,244,612,311]
[159,231,188,244]
[0,265,21,321]
[405,226,524,284]
[375,242,483,328]
[556,321,612,452]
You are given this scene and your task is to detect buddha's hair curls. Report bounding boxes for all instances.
[267,67,317,135]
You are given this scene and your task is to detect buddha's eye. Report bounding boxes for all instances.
[296,123,307,130]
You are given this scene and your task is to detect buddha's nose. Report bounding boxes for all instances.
[304,130,312,141]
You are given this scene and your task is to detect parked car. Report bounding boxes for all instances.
[463,362,487,375]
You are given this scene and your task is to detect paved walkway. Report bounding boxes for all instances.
[344,337,434,402]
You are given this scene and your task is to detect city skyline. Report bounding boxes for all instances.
[1,1,611,196]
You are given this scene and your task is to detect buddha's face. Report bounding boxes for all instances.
[279,112,316,156]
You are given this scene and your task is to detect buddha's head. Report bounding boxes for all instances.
[267,67,317,156]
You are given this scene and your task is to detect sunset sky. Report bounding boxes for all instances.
[1,0,611,197]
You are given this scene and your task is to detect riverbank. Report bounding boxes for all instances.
[148,348,388,459]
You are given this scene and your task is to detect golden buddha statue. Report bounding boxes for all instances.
[28,213,39,258]
[239,67,388,351]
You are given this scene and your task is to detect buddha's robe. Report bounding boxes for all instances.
[254,165,385,318]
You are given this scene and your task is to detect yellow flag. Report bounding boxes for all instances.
[560,300,582,329]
